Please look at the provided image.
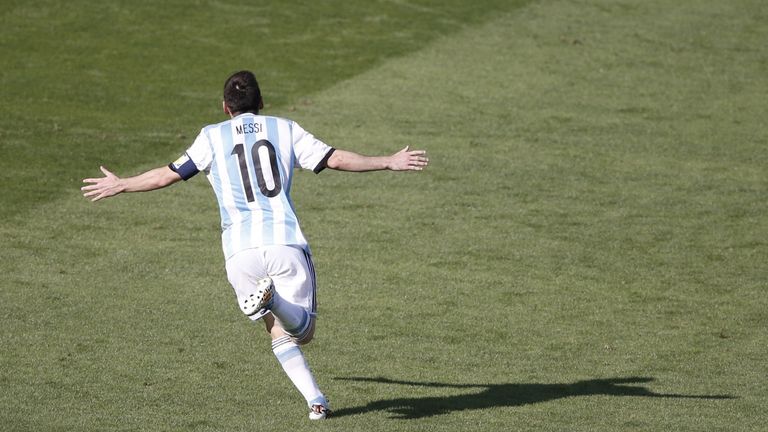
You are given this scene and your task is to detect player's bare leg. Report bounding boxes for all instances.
[265,314,330,419]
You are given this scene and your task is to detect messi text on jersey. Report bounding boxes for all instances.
[236,122,263,135]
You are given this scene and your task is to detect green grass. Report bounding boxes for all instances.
[2,0,767,431]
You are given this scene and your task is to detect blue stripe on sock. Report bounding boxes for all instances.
[275,346,302,363]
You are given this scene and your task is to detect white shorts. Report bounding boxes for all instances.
[225,245,317,321]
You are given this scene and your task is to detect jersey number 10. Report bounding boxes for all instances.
[232,140,282,201]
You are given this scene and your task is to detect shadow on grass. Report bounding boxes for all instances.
[332,376,735,419]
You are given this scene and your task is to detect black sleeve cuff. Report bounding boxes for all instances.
[313,148,336,174]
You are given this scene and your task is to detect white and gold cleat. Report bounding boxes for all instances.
[239,277,275,319]
[308,399,331,420]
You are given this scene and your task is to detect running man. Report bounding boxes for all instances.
[81,70,429,420]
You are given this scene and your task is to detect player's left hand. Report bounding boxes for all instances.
[81,166,124,202]
[389,146,429,171]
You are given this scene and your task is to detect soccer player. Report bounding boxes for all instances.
[81,70,429,420]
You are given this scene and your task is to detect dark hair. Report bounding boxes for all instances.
[223,70,262,114]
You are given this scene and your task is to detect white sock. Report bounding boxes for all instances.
[270,295,311,336]
[271,336,324,406]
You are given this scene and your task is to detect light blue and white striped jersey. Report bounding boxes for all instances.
[171,114,334,259]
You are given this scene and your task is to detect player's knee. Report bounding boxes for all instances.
[293,319,316,346]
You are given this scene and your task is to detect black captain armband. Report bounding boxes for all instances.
[314,148,336,174]
[169,154,200,181]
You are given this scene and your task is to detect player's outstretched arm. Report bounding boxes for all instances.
[326,146,429,172]
[81,165,182,202]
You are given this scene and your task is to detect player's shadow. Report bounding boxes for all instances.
[332,376,735,419]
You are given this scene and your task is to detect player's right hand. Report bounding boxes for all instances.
[81,166,124,202]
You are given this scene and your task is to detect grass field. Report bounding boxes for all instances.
[1,0,767,431]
